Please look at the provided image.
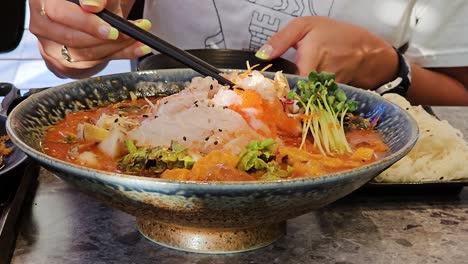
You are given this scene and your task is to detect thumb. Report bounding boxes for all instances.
[79,0,107,13]
[255,17,313,60]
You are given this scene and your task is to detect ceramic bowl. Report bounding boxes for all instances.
[6,69,418,253]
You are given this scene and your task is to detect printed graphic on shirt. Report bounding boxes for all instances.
[248,11,280,51]
[246,0,306,17]
[202,0,335,52]
[309,0,335,16]
[204,0,226,49]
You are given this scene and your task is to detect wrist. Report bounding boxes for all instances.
[375,47,412,97]
[352,45,399,90]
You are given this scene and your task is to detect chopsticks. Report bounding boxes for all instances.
[66,0,236,87]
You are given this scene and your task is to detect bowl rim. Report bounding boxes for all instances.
[6,69,419,190]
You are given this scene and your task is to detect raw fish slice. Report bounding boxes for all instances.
[128,105,263,154]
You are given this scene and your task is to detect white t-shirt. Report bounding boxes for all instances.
[144,0,468,68]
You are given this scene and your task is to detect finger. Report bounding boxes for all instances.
[64,39,136,61]
[46,0,119,40]
[61,38,151,62]
[80,0,124,14]
[107,42,153,60]
[32,15,151,49]
[40,38,151,67]
[31,14,110,48]
[39,41,109,79]
[79,0,107,13]
[294,33,322,76]
[39,40,107,70]
[255,17,316,60]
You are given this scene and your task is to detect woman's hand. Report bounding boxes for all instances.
[256,16,398,90]
[29,0,151,79]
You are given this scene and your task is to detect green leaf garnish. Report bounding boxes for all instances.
[119,140,194,174]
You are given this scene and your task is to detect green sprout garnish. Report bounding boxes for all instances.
[287,71,358,155]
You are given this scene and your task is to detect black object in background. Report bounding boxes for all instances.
[0,0,26,53]
[139,49,298,74]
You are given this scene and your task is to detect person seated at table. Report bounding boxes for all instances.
[29,0,468,106]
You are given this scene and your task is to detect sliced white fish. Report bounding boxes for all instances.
[128,105,263,155]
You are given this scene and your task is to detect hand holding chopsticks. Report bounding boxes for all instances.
[66,0,235,87]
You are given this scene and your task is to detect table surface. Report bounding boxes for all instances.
[10,106,468,264]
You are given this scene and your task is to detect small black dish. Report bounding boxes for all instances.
[0,115,27,178]
[138,49,298,74]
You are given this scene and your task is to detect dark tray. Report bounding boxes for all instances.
[0,159,39,264]
[357,180,468,196]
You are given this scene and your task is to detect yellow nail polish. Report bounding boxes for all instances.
[108,27,119,40]
[255,44,273,60]
[136,19,152,30]
[136,45,152,56]
[82,1,101,7]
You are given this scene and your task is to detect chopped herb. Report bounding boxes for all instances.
[119,140,194,174]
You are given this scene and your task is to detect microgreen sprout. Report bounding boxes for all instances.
[287,71,358,155]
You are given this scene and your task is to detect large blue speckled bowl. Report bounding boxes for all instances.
[6,69,418,253]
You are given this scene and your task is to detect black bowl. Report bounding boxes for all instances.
[138,49,298,74]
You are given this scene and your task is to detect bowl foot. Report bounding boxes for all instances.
[136,218,286,254]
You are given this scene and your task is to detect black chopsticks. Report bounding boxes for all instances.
[66,0,236,87]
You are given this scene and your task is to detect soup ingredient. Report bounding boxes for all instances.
[237,138,276,171]
[236,138,291,181]
[119,140,194,174]
[0,135,13,169]
[287,71,358,155]
[375,93,468,182]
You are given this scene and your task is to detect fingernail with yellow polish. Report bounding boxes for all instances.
[255,44,273,60]
[135,19,152,30]
[82,1,101,8]
[135,45,152,56]
[98,25,119,40]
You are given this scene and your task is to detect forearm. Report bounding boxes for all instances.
[407,65,468,106]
